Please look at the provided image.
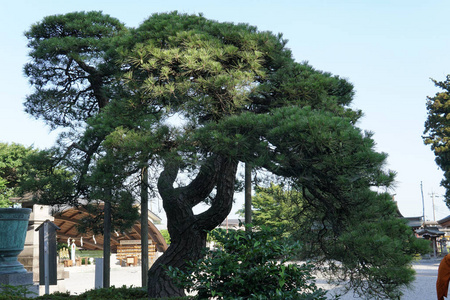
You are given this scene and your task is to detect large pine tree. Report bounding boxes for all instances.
[24,11,426,298]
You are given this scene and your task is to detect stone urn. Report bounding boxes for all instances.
[0,208,31,274]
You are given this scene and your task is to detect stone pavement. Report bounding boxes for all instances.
[61,258,442,299]
[64,263,142,295]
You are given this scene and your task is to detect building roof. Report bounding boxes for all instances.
[439,215,450,227]
[51,205,168,253]
[219,218,243,228]
[404,216,423,229]
[416,227,445,238]
[13,194,168,253]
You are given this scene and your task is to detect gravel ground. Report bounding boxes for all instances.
[62,258,442,299]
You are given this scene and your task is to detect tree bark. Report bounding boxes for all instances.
[148,222,208,297]
[148,155,238,298]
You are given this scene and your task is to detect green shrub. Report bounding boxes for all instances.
[72,285,146,299]
[35,291,72,299]
[0,284,192,299]
[0,284,37,299]
[166,225,326,300]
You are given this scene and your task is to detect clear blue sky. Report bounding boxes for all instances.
[1,0,449,221]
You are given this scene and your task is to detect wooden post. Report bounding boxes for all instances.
[103,196,111,288]
[244,163,252,231]
[36,219,60,289]
[141,167,149,288]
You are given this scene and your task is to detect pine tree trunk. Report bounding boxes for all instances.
[148,222,207,297]
[147,155,238,298]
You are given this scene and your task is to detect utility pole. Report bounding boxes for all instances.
[429,191,438,222]
[421,181,425,225]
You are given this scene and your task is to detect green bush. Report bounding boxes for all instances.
[72,286,147,299]
[0,284,37,299]
[0,285,191,299]
[166,225,326,300]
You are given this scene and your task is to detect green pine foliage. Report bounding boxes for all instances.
[323,193,430,299]
[24,11,125,128]
[243,184,430,299]
[22,11,141,232]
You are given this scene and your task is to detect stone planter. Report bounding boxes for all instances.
[0,208,31,274]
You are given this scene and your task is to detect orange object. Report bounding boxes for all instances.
[437,254,450,300]
[64,260,73,267]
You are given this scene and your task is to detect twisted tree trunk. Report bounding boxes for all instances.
[148,155,238,298]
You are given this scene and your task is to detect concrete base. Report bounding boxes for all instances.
[0,272,39,298]
[37,263,69,295]
[39,279,67,295]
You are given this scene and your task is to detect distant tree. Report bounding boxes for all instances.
[238,183,304,231]
[159,229,171,245]
[0,177,12,207]
[424,75,450,201]
[0,143,37,207]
